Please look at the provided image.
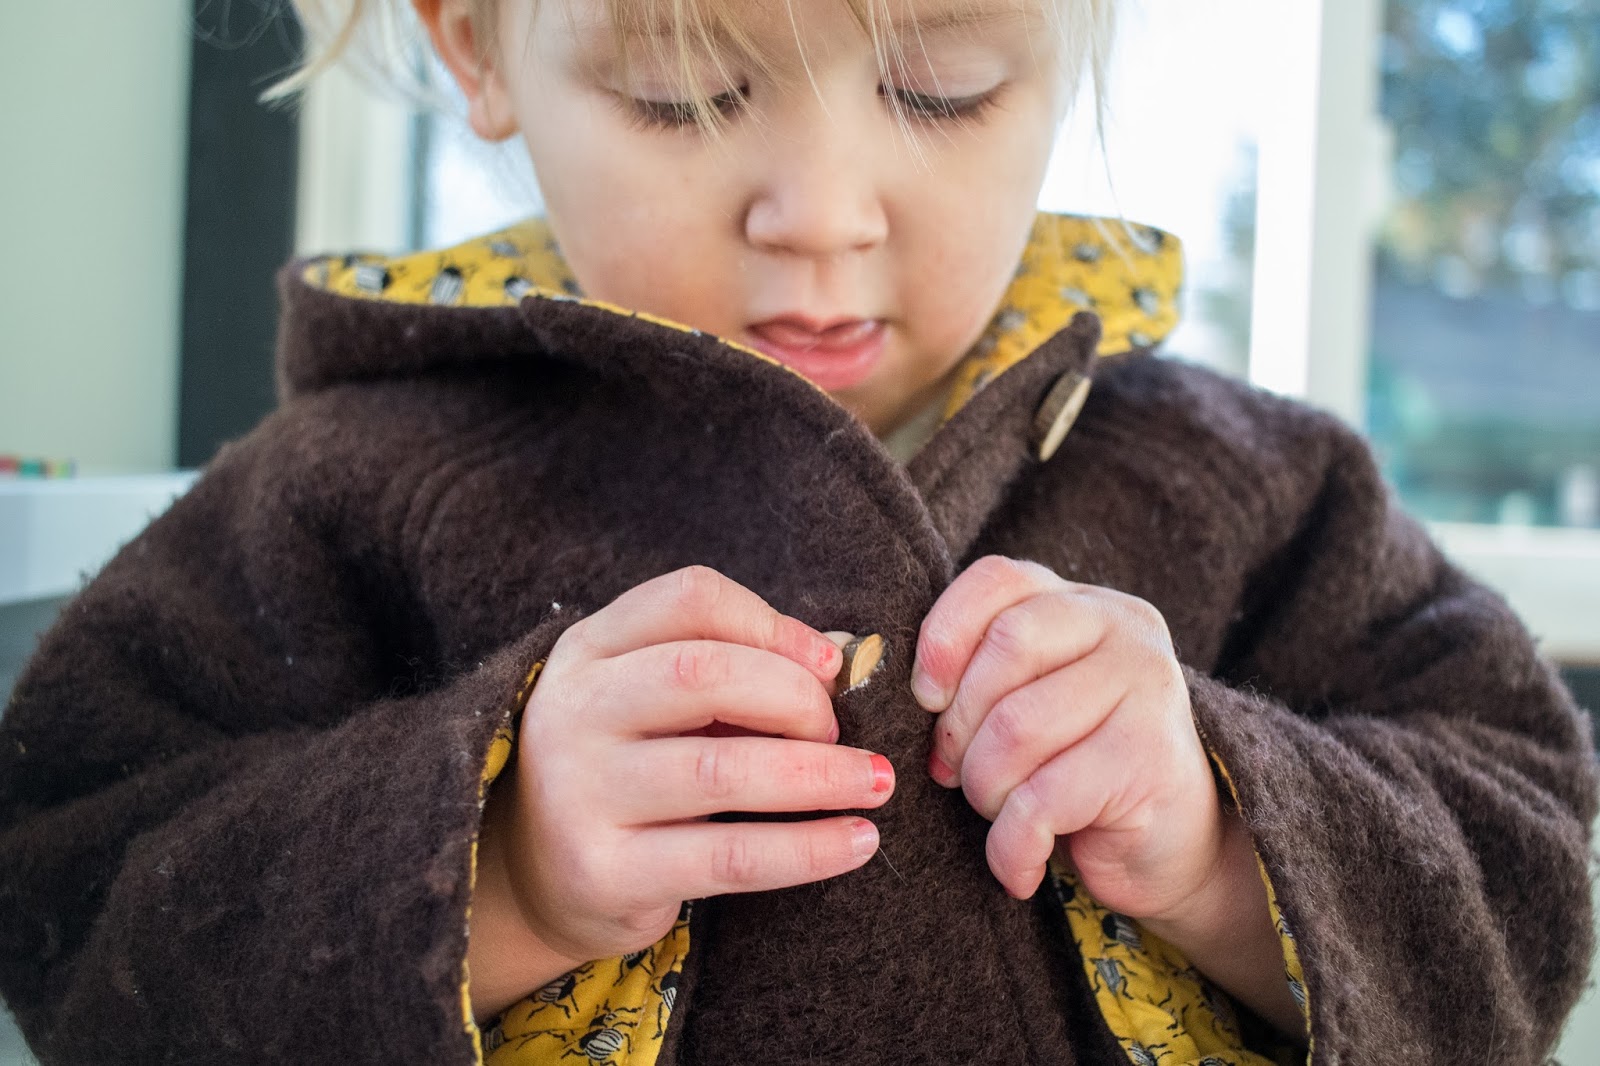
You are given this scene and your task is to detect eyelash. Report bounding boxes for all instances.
[621,84,1004,132]
[621,92,740,131]
[892,86,1004,123]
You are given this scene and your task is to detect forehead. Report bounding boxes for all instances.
[558,0,1040,57]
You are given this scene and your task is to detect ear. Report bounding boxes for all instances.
[412,0,519,141]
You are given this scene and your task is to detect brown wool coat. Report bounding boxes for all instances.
[0,263,1595,1066]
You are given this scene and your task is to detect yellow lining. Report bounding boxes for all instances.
[483,912,691,1066]
[302,212,1184,429]
[1054,857,1308,1066]
[461,662,544,1063]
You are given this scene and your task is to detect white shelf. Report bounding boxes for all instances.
[0,474,197,607]
[0,477,1592,662]
[1433,522,1600,665]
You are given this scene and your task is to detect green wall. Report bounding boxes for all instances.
[0,1,191,473]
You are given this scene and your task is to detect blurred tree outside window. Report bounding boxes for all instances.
[1369,0,1600,529]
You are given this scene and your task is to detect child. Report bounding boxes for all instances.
[1,0,1594,1063]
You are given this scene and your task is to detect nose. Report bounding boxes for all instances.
[742,108,890,259]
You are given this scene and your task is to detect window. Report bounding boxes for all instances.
[1244,0,1599,664]
[1037,0,1267,380]
[1370,0,1600,531]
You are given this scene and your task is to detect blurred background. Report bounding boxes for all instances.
[2,0,1597,1061]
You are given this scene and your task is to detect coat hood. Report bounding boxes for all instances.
[275,212,1185,423]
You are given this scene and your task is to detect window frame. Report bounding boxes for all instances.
[294,65,414,257]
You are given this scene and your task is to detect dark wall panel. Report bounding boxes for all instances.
[178,6,302,468]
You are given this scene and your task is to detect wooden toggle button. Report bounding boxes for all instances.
[823,631,887,692]
[1031,369,1093,462]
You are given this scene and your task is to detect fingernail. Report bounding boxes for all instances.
[910,659,948,711]
[822,631,856,651]
[928,751,957,788]
[1005,875,1041,901]
[816,634,844,673]
[826,719,840,744]
[870,753,894,793]
[850,818,880,859]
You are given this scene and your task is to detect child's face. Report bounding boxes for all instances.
[466,0,1068,434]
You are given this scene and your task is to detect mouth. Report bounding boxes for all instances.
[744,316,887,392]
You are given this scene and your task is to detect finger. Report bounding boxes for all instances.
[637,816,880,898]
[958,656,1125,820]
[566,565,841,684]
[822,632,854,697]
[931,589,1112,788]
[599,640,839,742]
[912,556,1066,713]
[986,742,1114,899]
[612,737,894,822]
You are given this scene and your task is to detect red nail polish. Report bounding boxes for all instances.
[819,640,841,672]
[929,752,956,787]
[870,754,894,793]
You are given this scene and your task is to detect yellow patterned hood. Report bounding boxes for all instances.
[285,212,1184,420]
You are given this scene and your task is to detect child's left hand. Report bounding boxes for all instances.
[911,555,1225,922]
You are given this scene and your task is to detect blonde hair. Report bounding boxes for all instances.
[270,0,1116,137]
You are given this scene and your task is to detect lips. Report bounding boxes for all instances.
[746,317,886,391]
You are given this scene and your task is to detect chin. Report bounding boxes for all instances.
[827,391,882,432]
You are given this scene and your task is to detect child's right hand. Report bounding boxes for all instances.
[476,565,893,996]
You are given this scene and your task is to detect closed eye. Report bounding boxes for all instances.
[621,83,1007,131]
[886,86,1005,122]
[623,88,748,130]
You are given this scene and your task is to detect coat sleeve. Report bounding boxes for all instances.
[0,436,577,1066]
[1184,402,1597,1065]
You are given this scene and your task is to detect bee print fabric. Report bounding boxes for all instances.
[306,213,1186,400]
[480,916,690,1066]
[1054,866,1309,1066]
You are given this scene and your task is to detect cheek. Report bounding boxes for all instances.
[909,241,999,317]
[525,124,722,315]
[548,197,737,331]
[901,197,1034,343]
[908,115,1057,325]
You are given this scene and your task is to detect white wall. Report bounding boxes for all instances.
[0,1,191,474]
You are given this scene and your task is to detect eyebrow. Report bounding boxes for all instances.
[564,1,1032,84]
[573,1,1030,54]
[897,4,1032,33]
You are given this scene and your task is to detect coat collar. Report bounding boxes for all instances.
[276,215,1181,563]
[279,212,1183,422]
